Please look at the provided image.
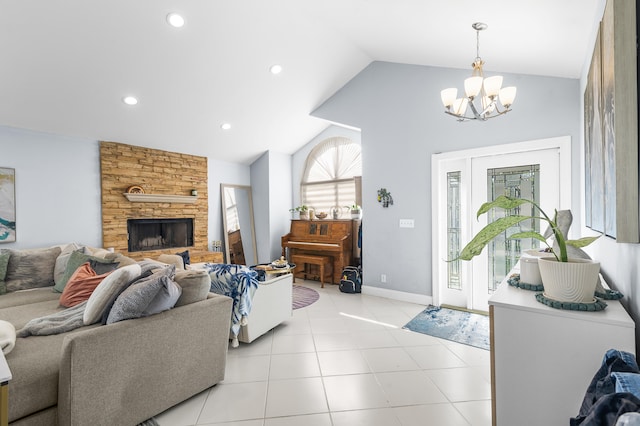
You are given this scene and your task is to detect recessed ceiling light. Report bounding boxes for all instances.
[167,13,185,28]
[220,123,231,130]
[269,64,283,75]
[122,96,138,106]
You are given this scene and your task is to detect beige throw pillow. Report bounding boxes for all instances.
[174,269,210,306]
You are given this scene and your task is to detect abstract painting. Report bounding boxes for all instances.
[583,0,638,242]
[0,167,16,243]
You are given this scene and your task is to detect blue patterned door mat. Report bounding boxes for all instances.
[403,305,490,350]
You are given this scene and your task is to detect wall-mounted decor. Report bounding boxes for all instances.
[377,188,393,208]
[584,0,638,242]
[0,167,16,243]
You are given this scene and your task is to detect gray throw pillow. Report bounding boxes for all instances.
[174,269,210,307]
[0,251,10,295]
[5,246,61,292]
[106,265,180,324]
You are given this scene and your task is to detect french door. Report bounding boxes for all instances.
[432,137,571,312]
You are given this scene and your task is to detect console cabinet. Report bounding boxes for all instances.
[489,270,635,426]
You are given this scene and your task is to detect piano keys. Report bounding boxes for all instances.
[282,219,355,284]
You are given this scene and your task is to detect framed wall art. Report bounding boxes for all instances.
[0,167,16,243]
[584,0,638,243]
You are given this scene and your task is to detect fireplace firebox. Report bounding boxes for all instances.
[127,218,194,252]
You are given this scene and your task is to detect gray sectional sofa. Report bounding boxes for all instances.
[0,245,233,426]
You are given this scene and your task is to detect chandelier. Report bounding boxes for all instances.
[440,22,516,121]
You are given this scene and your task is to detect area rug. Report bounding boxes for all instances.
[403,305,490,350]
[292,285,319,310]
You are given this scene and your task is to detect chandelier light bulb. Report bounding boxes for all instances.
[499,86,517,107]
[464,76,483,98]
[440,88,457,108]
[483,75,503,98]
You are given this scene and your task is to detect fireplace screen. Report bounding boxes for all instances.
[127,218,194,252]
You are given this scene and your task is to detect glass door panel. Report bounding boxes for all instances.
[486,165,540,292]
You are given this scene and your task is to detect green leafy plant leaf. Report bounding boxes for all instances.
[476,195,530,219]
[566,235,601,248]
[457,215,532,261]
[508,231,548,244]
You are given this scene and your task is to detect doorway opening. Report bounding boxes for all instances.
[432,136,571,312]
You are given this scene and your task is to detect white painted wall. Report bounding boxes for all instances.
[311,61,581,298]
[0,125,250,251]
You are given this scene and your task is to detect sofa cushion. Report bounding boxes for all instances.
[157,254,185,270]
[53,243,84,287]
[102,252,138,268]
[0,287,60,309]
[3,298,100,423]
[60,262,113,308]
[3,246,61,292]
[83,263,142,325]
[0,250,9,295]
[174,269,210,307]
[54,250,118,293]
[106,265,180,324]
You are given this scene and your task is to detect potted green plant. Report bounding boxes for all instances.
[289,205,309,220]
[457,195,600,303]
[347,204,362,220]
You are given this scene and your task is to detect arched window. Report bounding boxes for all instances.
[301,137,362,215]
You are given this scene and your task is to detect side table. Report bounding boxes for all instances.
[251,264,296,282]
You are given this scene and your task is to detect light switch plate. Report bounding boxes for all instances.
[399,219,414,228]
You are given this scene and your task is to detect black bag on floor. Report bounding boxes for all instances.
[339,266,362,293]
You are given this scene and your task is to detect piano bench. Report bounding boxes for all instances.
[291,254,333,288]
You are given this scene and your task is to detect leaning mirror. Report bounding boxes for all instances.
[221,184,258,265]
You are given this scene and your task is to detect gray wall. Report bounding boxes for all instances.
[312,61,581,297]
[251,150,293,263]
[0,125,250,251]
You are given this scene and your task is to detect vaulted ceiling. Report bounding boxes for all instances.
[0,0,603,164]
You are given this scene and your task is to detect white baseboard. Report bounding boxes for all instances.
[362,285,432,306]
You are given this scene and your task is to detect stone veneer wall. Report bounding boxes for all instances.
[100,141,208,260]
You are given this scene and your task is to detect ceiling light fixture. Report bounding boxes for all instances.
[166,13,185,28]
[440,23,516,121]
[269,64,283,75]
[220,123,231,130]
[122,96,138,106]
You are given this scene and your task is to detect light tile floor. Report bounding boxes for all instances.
[155,281,492,426]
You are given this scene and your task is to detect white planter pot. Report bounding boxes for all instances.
[299,211,309,220]
[537,257,600,303]
[519,256,542,286]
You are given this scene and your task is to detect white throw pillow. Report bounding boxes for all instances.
[83,264,141,325]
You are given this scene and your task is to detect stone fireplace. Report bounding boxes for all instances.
[100,141,209,260]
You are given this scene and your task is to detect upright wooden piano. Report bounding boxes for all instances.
[282,220,354,284]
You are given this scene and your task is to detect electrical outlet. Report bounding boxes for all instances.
[399,219,415,228]
[381,274,387,283]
